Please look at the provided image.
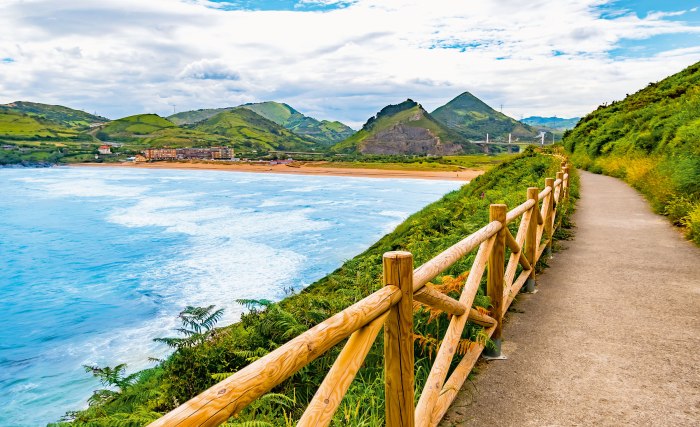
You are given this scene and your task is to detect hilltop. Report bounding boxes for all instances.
[331,99,479,155]
[0,101,108,129]
[431,92,538,141]
[95,114,176,142]
[193,108,319,152]
[564,60,700,243]
[169,102,353,145]
[521,116,579,131]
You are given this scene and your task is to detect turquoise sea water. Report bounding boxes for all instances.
[0,166,462,426]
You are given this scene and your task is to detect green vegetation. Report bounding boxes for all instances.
[431,92,538,141]
[54,150,577,426]
[563,61,700,244]
[193,108,319,153]
[0,111,81,140]
[331,99,479,155]
[168,102,354,146]
[0,101,107,129]
[241,102,354,145]
[96,114,176,142]
[311,153,512,172]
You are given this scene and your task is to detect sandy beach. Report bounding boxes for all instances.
[72,161,484,181]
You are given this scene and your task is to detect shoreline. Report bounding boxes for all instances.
[69,161,484,181]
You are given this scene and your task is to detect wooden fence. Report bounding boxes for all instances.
[149,162,571,427]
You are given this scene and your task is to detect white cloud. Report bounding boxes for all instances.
[0,0,698,125]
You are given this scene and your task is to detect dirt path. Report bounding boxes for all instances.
[441,171,700,426]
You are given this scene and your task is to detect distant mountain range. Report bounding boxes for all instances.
[520,116,580,131]
[1,91,559,163]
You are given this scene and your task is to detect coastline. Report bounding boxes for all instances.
[69,161,484,181]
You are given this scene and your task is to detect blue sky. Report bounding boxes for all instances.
[1,0,699,126]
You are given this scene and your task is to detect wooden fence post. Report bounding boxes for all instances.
[544,178,555,257]
[563,166,570,201]
[525,187,539,292]
[383,251,415,427]
[485,204,506,357]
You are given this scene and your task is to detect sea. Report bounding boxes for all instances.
[0,166,463,426]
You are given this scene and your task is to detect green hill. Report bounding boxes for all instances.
[0,101,108,129]
[96,114,176,142]
[431,92,538,141]
[168,108,233,126]
[521,116,579,131]
[564,61,700,243]
[0,110,82,140]
[193,108,319,152]
[240,102,354,145]
[331,99,479,155]
[169,102,354,145]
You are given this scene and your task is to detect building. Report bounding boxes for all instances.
[143,147,234,161]
[98,145,112,155]
[144,148,177,160]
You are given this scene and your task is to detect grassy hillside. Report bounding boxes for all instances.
[193,108,319,152]
[96,114,175,142]
[170,102,354,145]
[241,102,354,145]
[54,149,577,426]
[0,111,80,140]
[563,61,700,243]
[332,99,479,155]
[431,92,538,141]
[0,101,108,129]
[168,107,233,126]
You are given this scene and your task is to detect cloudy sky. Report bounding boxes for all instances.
[1,0,699,127]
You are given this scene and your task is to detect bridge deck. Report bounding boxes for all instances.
[442,171,700,426]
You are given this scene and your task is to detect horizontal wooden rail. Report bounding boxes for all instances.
[149,285,402,427]
[150,161,571,427]
[413,220,501,291]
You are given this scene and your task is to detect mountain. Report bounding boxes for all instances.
[168,108,233,126]
[331,99,479,155]
[0,101,108,129]
[0,109,84,141]
[240,102,354,145]
[168,102,354,145]
[521,116,579,131]
[192,108,319,152]
[431,92,538,141]
[95,114,176,142]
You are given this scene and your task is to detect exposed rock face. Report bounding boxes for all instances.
[360,124,463,155]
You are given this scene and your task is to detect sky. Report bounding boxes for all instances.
[1,0,699,127]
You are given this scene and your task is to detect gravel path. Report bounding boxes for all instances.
[441,171,700,426]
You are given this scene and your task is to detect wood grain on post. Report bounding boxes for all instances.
[383,251,415,427]
[503,209,531,288]
[487,204,507,340]
[544,178,555,254]
[555,172,564,203]
[525,187,539,274]
[298,313,387,427]
[563,166,570,200]
[148,285,402,427]
[414,237,495,426]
